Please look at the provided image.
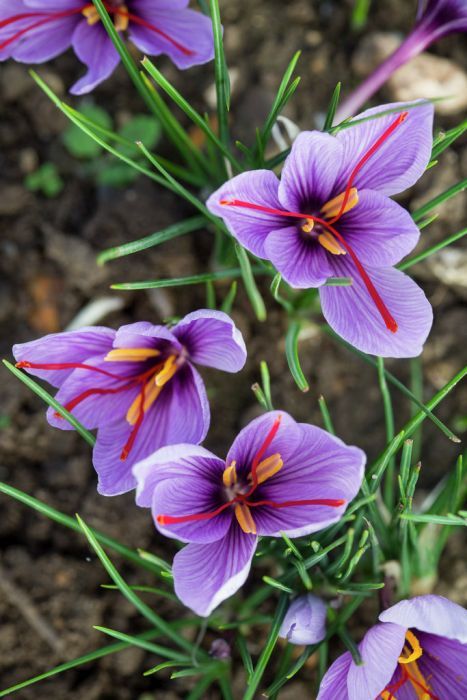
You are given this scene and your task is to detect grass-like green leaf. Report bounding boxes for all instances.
[398,226,467,271]
[235,244,267,321]
[412,179,467,222]
[323,82,342,131]
[285,321,310,392]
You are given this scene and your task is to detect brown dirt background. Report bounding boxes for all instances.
[0,0,466,698]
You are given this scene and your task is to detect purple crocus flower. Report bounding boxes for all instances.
[337,0,467,121]
[133,411,365,616]
[279,593,327,646]
[207,101,434,358]
[317,594,467,699]
[0,0,214,94]
[12,310,246,496]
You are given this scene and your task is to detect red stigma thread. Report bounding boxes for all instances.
[247,415,282,495]
[16,360,123,380]
[328,112,408,224]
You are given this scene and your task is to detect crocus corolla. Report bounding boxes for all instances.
[317,594,467,699]
[13,310,246,495]
[0,0,215,94]
[207,101,434,358]
[279,593,327,645]
[133,411,365,616]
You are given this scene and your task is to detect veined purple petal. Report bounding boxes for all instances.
[347,622,406,700]
[226,411,303,481]
[152,476,232,544]
[319,261,433,358]
[23,0,82,8]
[253,424,365,537]
[129,3,214,69]
[173,309,247,372]
[12,326,116,387]
[94,363,209,496]
[379,595,467,643]
[10,15,78,62]
[206,170,284,258]
[278,131,343,212]
[317,652,352,700]
[70,20,120,95]
[133,444,223,508]
[417,0,467,40]
[338,189,420,268]
[334,101,434,197]
[172,522,257,617]
[418,632,467,698]
[279,594,327,645]
[264,225,333,288]
[113,321,181,352]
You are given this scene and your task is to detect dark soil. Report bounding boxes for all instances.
[0,1,466,698]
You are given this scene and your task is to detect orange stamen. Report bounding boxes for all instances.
[235,503,257,534]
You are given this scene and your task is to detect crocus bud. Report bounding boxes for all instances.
[279,594,327,645]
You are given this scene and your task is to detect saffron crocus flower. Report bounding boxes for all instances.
[12,310,246,495]
[133,411,365,616]
[337,0,467,121]
[0,0,214,94]
[207,101,434,358]
[317,594,467,699]
[279,594,327,645]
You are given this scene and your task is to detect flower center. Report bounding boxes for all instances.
[380,631,439,700]
[156,415,346,535]
[219,112,409,335]
[16,345,182,461]
[83,3,129,32]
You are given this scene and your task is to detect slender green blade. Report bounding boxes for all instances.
[398,227,467,271]
[235,244,267,321]
[323,82,342,131]
[112,267,266,291]
[285,321,309,392]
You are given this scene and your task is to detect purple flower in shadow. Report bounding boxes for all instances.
[13,310,246,496]
[317,594,467,699]
[279,593,328,646]
[207,101,434,358]
[133,411,365,617]
[0,0,215,94]
[337,0,467,120]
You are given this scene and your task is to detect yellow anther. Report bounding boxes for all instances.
[114,5,129,32]
[251,453,283,485]
[235,503,257,535]
[398,630,423,665]
[82,6,100,25]
[321,188,359,219]
[318,231,347,255]
[155,355,178,387]
[126,380,163,426]
[301,218,314,234]
[105,348,161,363]
[223,462,237,488]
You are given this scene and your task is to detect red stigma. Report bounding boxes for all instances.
[245,498,346,509]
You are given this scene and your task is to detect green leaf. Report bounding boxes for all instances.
[98,216,205,264]
[318,395,335,435]
[3,360,95,446]
[412,178,467,222]
[323,82,342,131]
[111,267,266,291]
[285,321,310,392]
[210,0,230,150]
[431,119,467,161]
[24,163,64,198]
[258,51,301,156]
[62,103,112,158]
[235,244,267,322]
[76,515,195,654]
[398,226,467,271]
[94,626,188,662]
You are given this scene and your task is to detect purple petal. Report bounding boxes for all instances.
[317,652,352,700]
[173,310,247,372]
[226,411,303,481]
[70,21,120,95]
[206,170,284,258]
[347,622,406,700]
[379,595,467,643]
[152,476,232,544]
[9,8,78,63]
[253,424,365,537]
[334,101,434,196]
[113,321,181,352]
[23,1,83,7]
[418,632,467,698]
[172,523,257,616]
[45,355,140,432]
[264,225,333,288]
[12,326,115,387]
[133,444,223,508]
[338,189,420,267]
[279,594,327,646]
[129,3,214,69]
[319,262,433,358]
[278,131,343,211]
[94,364,209,496]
